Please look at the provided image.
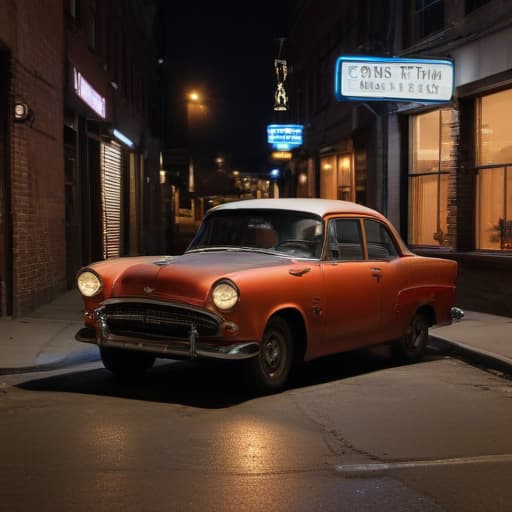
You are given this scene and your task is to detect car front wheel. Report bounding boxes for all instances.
[244,316,293,394]
[100,346,156,377]
[392,311,429,363]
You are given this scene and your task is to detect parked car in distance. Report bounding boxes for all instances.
[76,198,459,393]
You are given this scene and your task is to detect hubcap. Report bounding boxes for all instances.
[263,334,283,375]
[406,318,424,350]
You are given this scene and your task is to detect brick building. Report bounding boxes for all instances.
[0,0,65,317]
[0,0,165,317]
[285,0,512,316]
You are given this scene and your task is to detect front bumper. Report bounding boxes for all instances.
[75,298,259,361]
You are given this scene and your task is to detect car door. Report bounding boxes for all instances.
[321,217,382,352]
[363,218,404,341]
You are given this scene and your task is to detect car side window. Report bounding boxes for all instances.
[327,219,364,260]
[364,219,399,260]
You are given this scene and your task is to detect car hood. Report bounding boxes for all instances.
[90,250,294,306]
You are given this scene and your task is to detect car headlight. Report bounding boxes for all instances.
[77,270,102,297]
[212,281,239,311]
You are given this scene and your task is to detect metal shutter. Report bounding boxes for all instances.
[101,141,122,259]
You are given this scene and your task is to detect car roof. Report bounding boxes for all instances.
[211,198,384,219]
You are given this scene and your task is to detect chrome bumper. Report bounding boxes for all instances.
[75,323,260,361]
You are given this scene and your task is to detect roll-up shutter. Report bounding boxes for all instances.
[101,141,122,259]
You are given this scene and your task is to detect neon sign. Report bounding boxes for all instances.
[267,124,303,150]
[73,68,106,118]
[113,129,134,148]
[271,151,292,160]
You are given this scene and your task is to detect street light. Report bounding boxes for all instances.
[188,91,200,102]
[186,90,209,193]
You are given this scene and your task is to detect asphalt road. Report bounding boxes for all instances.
[1,349,512,511]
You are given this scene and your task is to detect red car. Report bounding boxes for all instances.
[76,199,459,393]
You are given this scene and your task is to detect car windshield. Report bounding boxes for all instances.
[187,209,325,259]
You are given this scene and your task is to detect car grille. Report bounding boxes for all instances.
[102,302,220,339]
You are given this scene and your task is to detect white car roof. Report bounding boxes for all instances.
[211,198,384,219]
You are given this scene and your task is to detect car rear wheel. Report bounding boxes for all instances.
[244,316,293,394]
[100,346,156,377]
[392,311,429,363]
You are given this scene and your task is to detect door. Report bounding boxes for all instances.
[101,140,122,259]
[321,218,381,351]
[364,218,402,339]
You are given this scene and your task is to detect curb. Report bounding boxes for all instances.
[429,335,512,378]
[0,346,100,376]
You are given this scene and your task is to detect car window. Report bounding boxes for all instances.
[364,219,400,260]
[188,209,324,258]
[326,218,364,260]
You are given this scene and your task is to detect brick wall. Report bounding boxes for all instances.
[1,0,65,316]
[456,97,477,252]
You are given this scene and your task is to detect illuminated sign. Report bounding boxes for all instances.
[274,59,288,111]
[113,129,134,148]
[271,151,292,160]
[73,68,106,118]
[335,56,454,103]
[267,124,303,150]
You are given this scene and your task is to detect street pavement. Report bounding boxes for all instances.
[0,290,511,376]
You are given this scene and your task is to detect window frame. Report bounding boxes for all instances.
[415,0,444,40]
[475,91,512,251]
[408,108,454,247]
[324,216,401,262]
[364,219,400,261]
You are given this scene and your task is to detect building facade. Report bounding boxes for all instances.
[0,0,65,317]
[0,0,165,317]
[286,0,512,316]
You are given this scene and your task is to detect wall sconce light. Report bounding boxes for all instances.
[14,101,33,123]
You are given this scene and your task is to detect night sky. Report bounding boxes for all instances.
[161,1,292,173]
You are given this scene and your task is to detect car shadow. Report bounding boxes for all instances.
[17,345,444,409]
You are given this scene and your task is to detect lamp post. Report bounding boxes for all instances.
[186,90,208,193]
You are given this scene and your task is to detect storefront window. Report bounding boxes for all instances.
[320,155,337,199]
[337,154,352,201]
[408,108,455,246]
[476,88,512,251]
[320,153,355,201]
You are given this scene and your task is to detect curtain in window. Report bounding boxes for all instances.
[408,108,454,246]
[476,89,512,251]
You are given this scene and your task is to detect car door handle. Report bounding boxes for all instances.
[289,267,311,277]
[370,267,382,283]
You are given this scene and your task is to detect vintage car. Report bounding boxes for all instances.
[75,198,459,393]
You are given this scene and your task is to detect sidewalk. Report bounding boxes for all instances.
[0,291,511,375]
[429,310,512,375]
[0,290,99,374]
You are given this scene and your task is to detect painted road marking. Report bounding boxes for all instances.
[336,454,512,474]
